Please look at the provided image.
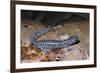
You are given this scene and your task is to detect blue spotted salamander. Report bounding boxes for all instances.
[30,26,80,54]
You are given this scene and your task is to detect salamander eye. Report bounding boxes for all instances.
[56,56,60,61]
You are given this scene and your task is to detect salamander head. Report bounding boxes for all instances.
[65,35,80,46]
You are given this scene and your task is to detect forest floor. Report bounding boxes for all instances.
[21,18,89,62]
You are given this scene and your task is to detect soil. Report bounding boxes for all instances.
[21,17,89,62]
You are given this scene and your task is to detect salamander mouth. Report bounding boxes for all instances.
[70,39,80,46]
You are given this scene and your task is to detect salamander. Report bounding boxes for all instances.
[30,26,80,54]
